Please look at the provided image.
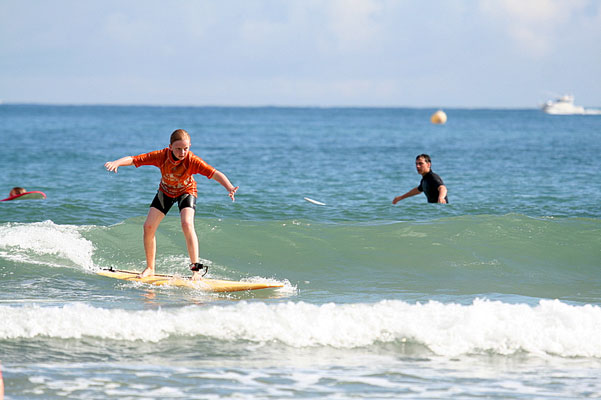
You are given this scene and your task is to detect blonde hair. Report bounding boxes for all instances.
[170,129,191,144]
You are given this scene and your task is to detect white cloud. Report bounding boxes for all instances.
[103,12,152,45]
[478,0,590,57]
[325,0,384,52]
[0,0,599,106]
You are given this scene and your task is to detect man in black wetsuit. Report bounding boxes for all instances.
[392,154,448,204]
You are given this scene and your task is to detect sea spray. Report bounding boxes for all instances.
[1,299,600,358]
[0,221,95,269]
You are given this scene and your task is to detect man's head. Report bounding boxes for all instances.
[415,154,432,176]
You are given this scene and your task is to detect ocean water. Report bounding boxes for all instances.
[1,105,600,399]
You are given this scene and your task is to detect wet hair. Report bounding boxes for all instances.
[11,187,26,195]
[170,129,191,144]
[416,154,431,163]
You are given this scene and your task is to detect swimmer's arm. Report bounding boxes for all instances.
[438,185,447,204]
[211,170,239,202]
[104,156,134,173]
[392,187,421,204]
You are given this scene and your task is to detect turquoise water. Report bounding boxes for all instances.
[1,105,600,399]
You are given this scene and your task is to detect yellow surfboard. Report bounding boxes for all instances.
[97,268,284,292]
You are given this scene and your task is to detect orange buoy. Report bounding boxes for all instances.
[431,110,447,124]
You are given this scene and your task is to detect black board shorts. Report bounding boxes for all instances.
[150,191,196,215]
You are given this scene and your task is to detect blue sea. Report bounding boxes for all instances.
[1,105,600,399]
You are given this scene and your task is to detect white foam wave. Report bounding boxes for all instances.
[0,221,95,269]
[583,108,601,115]
[1,299,600,358]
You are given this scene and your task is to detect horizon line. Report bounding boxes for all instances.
[0,101,542,111]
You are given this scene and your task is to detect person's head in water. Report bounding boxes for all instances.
[9,187,26,197]
[170,129,191,160]
[415,154,432,176]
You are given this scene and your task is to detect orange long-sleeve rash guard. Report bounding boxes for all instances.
[132,148,216,198]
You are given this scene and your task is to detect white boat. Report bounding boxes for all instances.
[541,94,586,115]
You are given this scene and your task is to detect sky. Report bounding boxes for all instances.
[1,0,600,108]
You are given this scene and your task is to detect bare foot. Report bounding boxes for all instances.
[137,267,154,278]
[191,271,204,281]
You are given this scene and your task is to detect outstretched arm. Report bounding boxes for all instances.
[105,156,134,173]
[392,187,421,204]
[211,170,239,202]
